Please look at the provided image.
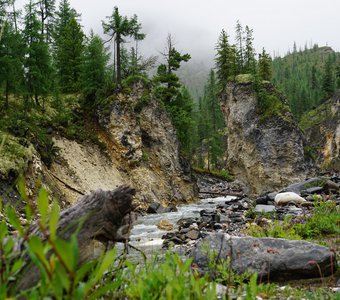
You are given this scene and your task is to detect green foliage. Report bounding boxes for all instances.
[253,79,290,122]
[55,15,84,93]
[299,100,332,130]
[102,6,145,87]
[126,253,216,299]
[246,199,340,240]
[258,48,272,81]
[272,45,340,120]
[194,70,226,169]
[80,32,110,108]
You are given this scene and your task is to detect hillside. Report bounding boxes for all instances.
[272,45,340,119]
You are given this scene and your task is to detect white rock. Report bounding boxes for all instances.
[274,192,306,206]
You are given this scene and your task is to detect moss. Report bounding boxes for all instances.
[235,74,254,84]
[0,131,34,180]
[256,88,290,123]
[299,102,331,130]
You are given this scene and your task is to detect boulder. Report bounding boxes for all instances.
[157,219,174,231]
[274,192,306,206]
[190,233,336,281]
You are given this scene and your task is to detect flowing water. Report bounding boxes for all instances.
[119,196,236,257]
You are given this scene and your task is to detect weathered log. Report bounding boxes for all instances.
[16,185,136,291]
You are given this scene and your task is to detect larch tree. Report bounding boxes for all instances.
[154,34,190,103]
[80,31,110,107]
[23,0,52,107]
[0,16,24,108]
[102,6,145,88]
[244,25,256,74]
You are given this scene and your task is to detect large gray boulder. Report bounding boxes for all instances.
[190,233,336,282]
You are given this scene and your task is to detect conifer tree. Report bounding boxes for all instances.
[215,29,236,90]
[322,56,335,99]
[154,34,190,103]
[36,0,56,42]
[23,0,52,106]
[0,17,24,108]
[80,32,110,107]
[258,48,272,81]
[244,25,256,73]
[102,6,145,88]
[56,16,84,92]
[235,20,244,73]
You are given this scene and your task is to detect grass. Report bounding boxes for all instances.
[246,198,340,240]
[193,166,234,182]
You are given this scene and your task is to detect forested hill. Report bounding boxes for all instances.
[272,45,340,119]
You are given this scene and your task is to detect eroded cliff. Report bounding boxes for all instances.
[300,91,340,171]
[220,77,308,195]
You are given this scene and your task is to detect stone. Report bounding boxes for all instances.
[274,192,306,206]
[177,217,198,229]
[219,81,308,195]
[147,202,161,214]
[255,204,276,213]
[157,219,174,231]
[191,233,336,281]
[185,229,200,240]
[283,178,326,194]
[304,186,324,194]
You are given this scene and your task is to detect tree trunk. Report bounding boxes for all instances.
[16,185,136,291]
[5,80,9,109]
[116,34,121,89]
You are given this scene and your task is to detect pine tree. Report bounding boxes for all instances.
[80,32,110,107]
[258,48,272,81]
[102,6,145,88]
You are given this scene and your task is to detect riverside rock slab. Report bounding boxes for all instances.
[190,233,336,282]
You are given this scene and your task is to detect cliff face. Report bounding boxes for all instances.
[300,92,340,171]
[220,78,308,195]
[49,83,196,209]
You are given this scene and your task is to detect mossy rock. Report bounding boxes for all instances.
[299,102,331,130]
[235,74,254,84]
[0,131,34,180]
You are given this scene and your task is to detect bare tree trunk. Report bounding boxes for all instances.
[16,185,136,291]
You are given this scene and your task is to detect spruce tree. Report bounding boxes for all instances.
[322,56,335,99]
[258,48,272,81]
[215,29,236,90]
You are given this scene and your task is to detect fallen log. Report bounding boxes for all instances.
[16,185,136,291]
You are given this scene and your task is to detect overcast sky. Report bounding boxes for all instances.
[16,0,340,65]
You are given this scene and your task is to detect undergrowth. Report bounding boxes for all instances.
[0,181,339,299]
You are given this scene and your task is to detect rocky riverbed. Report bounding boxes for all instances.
[133,173,340,294]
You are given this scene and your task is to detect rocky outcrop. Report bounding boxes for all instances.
[300,91,340,171]
[51,82,194,211]
[191,233,336,282]
[220,78,308,195]
[98,83,195,209]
